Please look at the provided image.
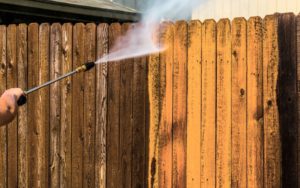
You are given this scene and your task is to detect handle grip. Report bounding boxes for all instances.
[17,95,27,106]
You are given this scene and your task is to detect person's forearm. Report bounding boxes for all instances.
[0,99,14,126]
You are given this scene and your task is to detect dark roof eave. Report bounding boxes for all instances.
[0,0,141,21]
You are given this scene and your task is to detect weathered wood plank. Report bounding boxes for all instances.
[158,22,173,188]
[187,20,201,188]
[60,23,72,188]
[216,19,231,188]
[173,20,187,188]
[231,18,247,188]
[132,51,147,188]
[147,25,160,188]
[38,23,50,188]
[95,23,108,188]
[263,15,281,187]
[50,23,61,188]
[17,23,28,188]
[277,13,298,187]
[119,23,133,188]
[107,23,121,188]
[246,17,264,188]
[0,25,7,188]
[297,13,300,188]
[72,23,85,188]
[201,19,216,188]
[83,23,96,188]
[6,24,17,188]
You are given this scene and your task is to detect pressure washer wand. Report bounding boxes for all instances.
[17,61,95,106]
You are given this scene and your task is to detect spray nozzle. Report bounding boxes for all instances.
[75,62,95,73]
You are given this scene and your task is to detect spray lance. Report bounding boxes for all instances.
[17,62,95,106]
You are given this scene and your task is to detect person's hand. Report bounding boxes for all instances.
[0,88,24,125]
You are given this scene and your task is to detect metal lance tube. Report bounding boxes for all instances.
[17,62,95,106]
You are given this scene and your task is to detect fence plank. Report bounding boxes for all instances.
[83,23,96,188]
[27,23,39,188]
[297,13,300,188]
[132,52,147,188]
[38,23,50,188]
[277,13,298,187]
[50,23,61,188]
[231,18,247,188]
[263,15,281,187]
[246,17,264,188]
[201,19,216,188]
[17,23,28,188]
[72,23,85,188]
[119,23,133,188]
[216,19,231,188]
[0,25,7,188]
[107,23,121,188]
[173,20,187,187]
[60,23,72,188]
[158,22,173,188]
[147,26,160,188]
[6,24,17,188]
[95,23,108,188]
[187,20,201,188]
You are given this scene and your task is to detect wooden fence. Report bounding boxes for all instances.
[0,13,299,188]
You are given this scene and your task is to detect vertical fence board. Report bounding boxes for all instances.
[297,13,300,188]
[0,25,6,188]
[17,23,28,188]
[201,19,216,188]
[231,18,247,187]
[50,23,61,188]
[187,20,202,188]
[263,15,281,187]
[147,26,160,188]
[173,20,187,187]
[277,13,298,187]
[119,23,133,188]
[38,23,50,188]
[6,24,17,188]
[60,23,72,188]
[132,52,147,188]
[83,23,96,188]
[95,23,108,188]
[27,23,39,188]
[216,19,231,188]
[72,23,85,188]
[107,23,121,188]
[247,17,264,188]
[158,22,173,188]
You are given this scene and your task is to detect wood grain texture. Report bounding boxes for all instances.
[50,23,61,188]
[60,23,72,188]
[263,15,281,188]
[247,17,264,188]
[72,23,85,188]
[201,20,216,188]
[173,20,187,188]
[119,23,133,188]
[17,23,28,188]
[231,18,247,188]
[147,25,160,188]
[83,23,96,188]
[6,24,17,188]
[297,13,300,188]
[216,19,231,188]
[107,23,121,188]
[277,13,298,187]
[0,24,7,188]
[187,20,201,188]
[95,23,108,188]
[158,22,173,188]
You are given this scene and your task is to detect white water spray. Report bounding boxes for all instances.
[95,0,204,64]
